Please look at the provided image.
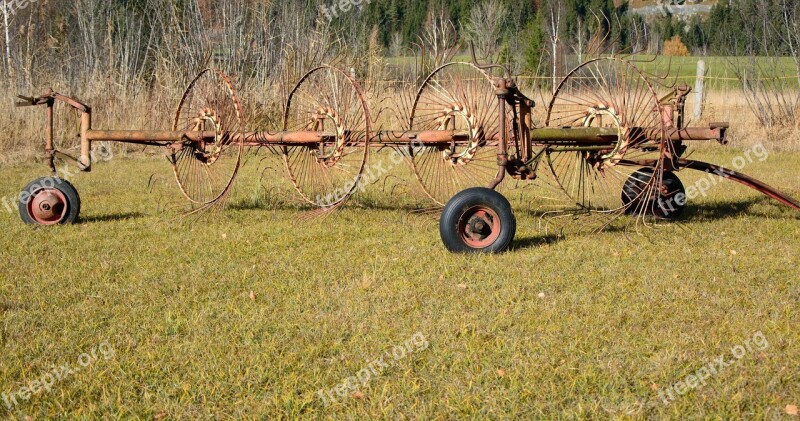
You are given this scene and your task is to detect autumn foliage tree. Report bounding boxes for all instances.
[663,35,690,56]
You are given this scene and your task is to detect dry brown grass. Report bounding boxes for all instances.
[0,83,179,164]
[700,90,800,151]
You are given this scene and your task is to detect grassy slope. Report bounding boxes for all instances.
[0,147,798,419]
[385,56,800,91]
[626,56,800,89]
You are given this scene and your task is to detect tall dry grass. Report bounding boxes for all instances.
[0,0,365,164]
[700,90,800,151]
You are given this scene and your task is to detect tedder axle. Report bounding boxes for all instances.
[17,90,727,173]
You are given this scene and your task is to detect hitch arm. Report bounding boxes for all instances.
[17,90,94,172]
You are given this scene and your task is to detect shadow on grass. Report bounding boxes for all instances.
[228,198,437,214]
[230,194,799,227]
[681,196,800,222]
[80,212,145,223]
[510,234,563,251]
[0,299,25,312]
[226,201,289,212]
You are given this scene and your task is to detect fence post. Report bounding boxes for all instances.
[693,59,706,121]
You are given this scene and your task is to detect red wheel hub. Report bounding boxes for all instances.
[458,206,501,248]
[28,188,68,225]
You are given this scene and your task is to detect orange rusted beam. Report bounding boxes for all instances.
[87,130,215,143]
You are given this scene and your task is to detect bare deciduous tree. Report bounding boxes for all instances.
[416,4,458,70]
[390,32,403,57]
[779,0,800,87]
[2,1,12,80]
[729,0,800,129]
[542,0,563,92]
[464,0,507,61]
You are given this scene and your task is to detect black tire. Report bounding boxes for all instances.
[18,177,81,225]
[440,187,516,253]
[621,168,685,219]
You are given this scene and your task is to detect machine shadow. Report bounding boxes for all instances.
[680,196,800,222]
[79,212,145,223]
[510,234,563,251]
[227,199,439,214]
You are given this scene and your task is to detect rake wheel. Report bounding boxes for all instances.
[622,168,686,219]
[545,57,669,216]
[282,65,371,208]
[171,68,244,208]
[409,62,510,207]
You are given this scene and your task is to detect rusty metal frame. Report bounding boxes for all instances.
[14,58,799,215]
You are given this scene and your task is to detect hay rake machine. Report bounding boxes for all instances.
[15,56,800,253]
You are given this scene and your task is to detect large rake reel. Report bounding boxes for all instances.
[15,56,800,253]
[282,65,372,208]
[171,68,244,211]
[409,62,511,206]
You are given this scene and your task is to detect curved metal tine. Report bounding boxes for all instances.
[613,14,639,58]
[366,70,412,141]
[585,11,615,59]
[664,59,681,89]
[610,14,644,58]
[639,55,679,89]
[395,77,418,132]
[469,41,511,79]
[626,49,659,63]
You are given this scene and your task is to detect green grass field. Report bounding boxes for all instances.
[626,55,800,89]
[1,147,798,418]
[387,55,800,91]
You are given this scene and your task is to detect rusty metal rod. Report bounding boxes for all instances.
[87,130,215,143]
[530,127,620,144]
[85,130,477,145]
[82,126,726,148]
[666,127,726,142]
[622,158,800,210]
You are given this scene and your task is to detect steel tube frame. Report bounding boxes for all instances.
[18,89,729,174]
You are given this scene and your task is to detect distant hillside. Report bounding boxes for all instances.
[627,0,719,17]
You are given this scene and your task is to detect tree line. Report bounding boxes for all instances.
[0,0,798,90]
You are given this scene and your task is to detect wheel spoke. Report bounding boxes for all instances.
[283,66,370,208]
[172,68,244,209]
[409,63,511,206]
[545,58,668,218]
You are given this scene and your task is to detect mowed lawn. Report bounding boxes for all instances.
[0,146,798,419]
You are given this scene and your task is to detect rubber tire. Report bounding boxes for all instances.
[18,177,81,225]
[621,168,685,219]
[440,187,516,253]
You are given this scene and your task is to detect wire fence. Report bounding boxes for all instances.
[512,75,800,81]
[371,75,800,88]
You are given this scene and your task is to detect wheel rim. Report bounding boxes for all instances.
[27,188,68,225]
[623,169,684,217]
[283,65,371,208]
[457,206,502,248]
[409,62,511,206]
[172,68,244,207]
